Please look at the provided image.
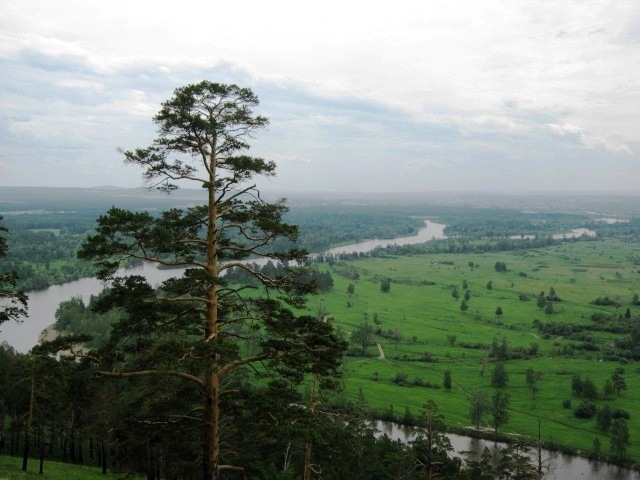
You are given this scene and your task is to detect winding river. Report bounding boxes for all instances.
[1,221,448,354]
[2,221,633,479]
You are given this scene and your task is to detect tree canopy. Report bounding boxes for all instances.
[0,217,28,327]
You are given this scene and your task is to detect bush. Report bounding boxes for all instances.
[562,399,572,409]
[393,371,409,385]
[591,312,613,323]
[591,296,619,306]
[612,408,630,420]
[574,400,597,419]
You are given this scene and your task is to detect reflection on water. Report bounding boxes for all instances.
[375,421,640,480]
[322,221,447,256]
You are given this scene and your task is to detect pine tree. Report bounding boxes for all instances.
[78,81,345,480]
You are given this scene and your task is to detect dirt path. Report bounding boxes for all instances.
[377,343,385,360]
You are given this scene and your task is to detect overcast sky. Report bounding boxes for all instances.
[1,1,639,193]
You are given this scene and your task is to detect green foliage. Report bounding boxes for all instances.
[574,400,597,419]
[525,368,542,399]
[0,217,28,326]
[443,369,452,390]
[0,225,95,291]
[611,372,628,397]
[314,236,640,462]
[490,337,509,361]
[494,261,507,272]
[4,183,640,470]
[591,296,619,306]
[54,296,122,348]
[491,362,508,388]
[350,321,373,356]
[451,286,459,299]
[0,455,142,480]
[596,404,613,430]
[75,81,347,479]
[468,390,489,429]
[287,206,425,253]
[490,390,510,433]
[610,418,631,459]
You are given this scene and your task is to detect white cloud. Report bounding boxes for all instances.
[1,0,639,191]
[548,123,633,154]
[57,79,104,91]
[103,90,158,118]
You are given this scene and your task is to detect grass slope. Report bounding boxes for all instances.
[0,455,142,480]
[309,238,640,461]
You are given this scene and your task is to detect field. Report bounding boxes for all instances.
[307,238,640,459]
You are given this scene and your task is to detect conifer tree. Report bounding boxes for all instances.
[79,81,345,480]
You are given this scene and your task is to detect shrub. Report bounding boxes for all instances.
[393,372,408,385]
[591,296,619,306]
[612,408,630,420]
[574,400,597,419]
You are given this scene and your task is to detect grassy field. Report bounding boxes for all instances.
[0,455,142,480]
[307,238,640,460]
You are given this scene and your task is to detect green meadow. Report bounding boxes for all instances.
[0,455,143,480]
[308,238,640,460]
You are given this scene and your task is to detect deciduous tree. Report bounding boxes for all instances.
[525,368,542,400]
[468,390,489,429]
[491,362,508,388]
[611,372,627,397]
[609,418,631,459]
[490,391,510,433]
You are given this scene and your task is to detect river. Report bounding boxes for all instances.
[376,421,640,480]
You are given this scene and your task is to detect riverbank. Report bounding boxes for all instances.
[375,420,640,480]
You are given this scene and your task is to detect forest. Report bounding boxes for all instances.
[1,81,640,480]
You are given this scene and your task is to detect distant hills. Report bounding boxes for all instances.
[0,186,208,214]
[1,186,639,217]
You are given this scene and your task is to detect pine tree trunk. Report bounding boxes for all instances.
[303,373,318,480]
[21,375,35,472]
[203,153,220,480]
[203,371,220,480]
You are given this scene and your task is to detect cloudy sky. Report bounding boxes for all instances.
[1,1,639,193]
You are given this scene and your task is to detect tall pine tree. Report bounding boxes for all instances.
[79,81,345,480]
